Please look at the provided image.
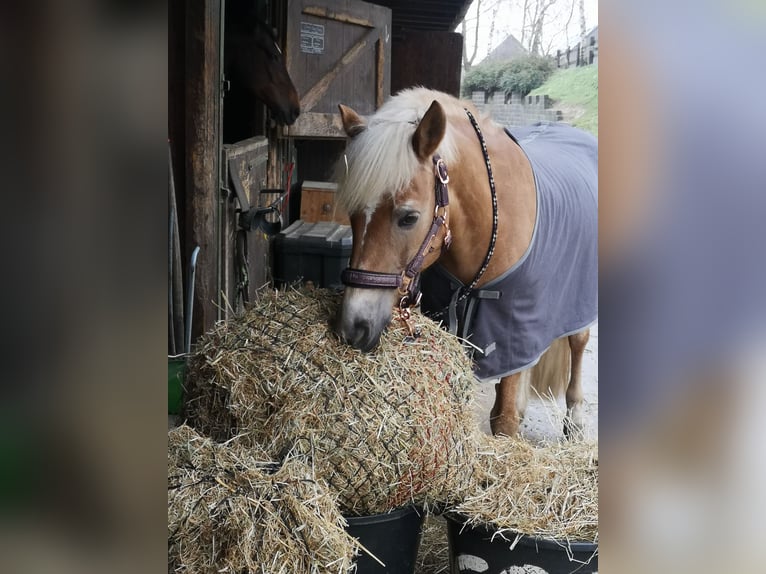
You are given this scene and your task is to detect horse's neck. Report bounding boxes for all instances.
[439,125,537,287]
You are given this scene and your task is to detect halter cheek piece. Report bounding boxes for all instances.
[340,155,453,310]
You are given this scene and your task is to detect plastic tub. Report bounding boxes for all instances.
[168,357,185,415]
[345,506,424,573]
[446,513,598,573]
[273,220,352,289]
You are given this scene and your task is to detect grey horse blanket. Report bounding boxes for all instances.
[421,122,598,381]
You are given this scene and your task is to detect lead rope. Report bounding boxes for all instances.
[397,305,421,342]
[426,109,499,323]
[463,108,499,293]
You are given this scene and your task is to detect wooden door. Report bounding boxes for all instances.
[284,0,392,138]
[222,137,284,317]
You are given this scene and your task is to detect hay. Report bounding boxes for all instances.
[454,434,598,543]
[167,425,357,574]
[414,515,450,574]
[183,286,479,516]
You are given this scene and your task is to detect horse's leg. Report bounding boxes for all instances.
[490,373,524,436]
[564,328,590,439]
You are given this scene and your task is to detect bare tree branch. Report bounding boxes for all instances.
[563,0,576,50]
[520,0,530,47]
[462,0,484,71]
[488,0,501,58]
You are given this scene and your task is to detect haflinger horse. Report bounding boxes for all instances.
[224,2,300,139]
[334,88,597,438]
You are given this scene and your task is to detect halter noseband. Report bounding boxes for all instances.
[340,155,453,309]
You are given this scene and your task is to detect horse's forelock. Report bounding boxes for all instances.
[336,89,461,215]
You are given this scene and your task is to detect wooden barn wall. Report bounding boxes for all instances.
[391,30,463,97]
[284,0,391,138]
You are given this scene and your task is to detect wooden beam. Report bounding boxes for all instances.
[185,0,221,340]
[375,38,385,108]
[285,112,349,139]
[302,6,374,28]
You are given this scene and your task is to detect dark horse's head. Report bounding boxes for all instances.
[225,9,300,126]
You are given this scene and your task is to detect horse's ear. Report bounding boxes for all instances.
[338,104,367,137]
[411,100,446,161]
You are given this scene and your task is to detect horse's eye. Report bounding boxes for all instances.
[398,212,420,228]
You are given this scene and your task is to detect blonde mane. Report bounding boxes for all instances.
[336,88,474,214]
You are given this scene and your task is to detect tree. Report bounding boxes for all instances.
[461,0,483,72]
[521,0,560,55]
[461,55,553,96]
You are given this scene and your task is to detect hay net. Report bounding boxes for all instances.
[183,286,481,516]
[168,424,357,574]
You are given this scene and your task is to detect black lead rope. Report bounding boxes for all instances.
[463,108,499,294]
[427,108,499,324]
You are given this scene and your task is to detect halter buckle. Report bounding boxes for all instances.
[399,290,422,310]
[435,158,449,184]
[443,227,452,251]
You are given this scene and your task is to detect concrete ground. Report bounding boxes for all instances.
[472,323,598,442]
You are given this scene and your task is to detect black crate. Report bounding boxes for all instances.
[273,220,353,289]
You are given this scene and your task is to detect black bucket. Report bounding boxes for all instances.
[446,513,598,574]
[345,506,424,573]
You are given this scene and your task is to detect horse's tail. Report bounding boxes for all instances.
[526,337,571,401]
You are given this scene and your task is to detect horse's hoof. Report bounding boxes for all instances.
[563,417,584,441]
[490,416,520,437]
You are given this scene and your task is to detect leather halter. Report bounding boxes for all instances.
[340,155,453,309]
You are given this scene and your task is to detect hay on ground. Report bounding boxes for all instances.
[182,287,479,516]
[454,434,598,543]
[168,425,357,574]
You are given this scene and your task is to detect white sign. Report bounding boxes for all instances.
[300,22,324,54]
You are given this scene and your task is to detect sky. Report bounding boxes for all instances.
[457,0,599,64]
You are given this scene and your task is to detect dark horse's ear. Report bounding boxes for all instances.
[338,104,367,137]
[412,100,446,162]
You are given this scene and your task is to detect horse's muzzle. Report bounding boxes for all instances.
[287,106,300,125]
[275,104,300,126]
[337,317,382,353]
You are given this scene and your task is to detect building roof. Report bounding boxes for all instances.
[480,33,527,64]
[370,0,473,33]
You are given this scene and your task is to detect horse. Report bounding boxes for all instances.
[223,3,300,141]
[333,88,597,438]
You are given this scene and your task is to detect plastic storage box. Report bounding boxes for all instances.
[273,220,353,289]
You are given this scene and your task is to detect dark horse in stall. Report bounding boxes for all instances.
[224,1,300,142]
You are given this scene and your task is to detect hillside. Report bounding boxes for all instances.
[530,65,598,135]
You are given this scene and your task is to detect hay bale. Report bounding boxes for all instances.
[454,434,599,543]
[183,287,479,515]
[168,425,357,574]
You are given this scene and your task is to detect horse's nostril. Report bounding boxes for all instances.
[352,319,370,346]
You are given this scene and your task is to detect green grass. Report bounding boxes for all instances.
[530,64,598,135]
